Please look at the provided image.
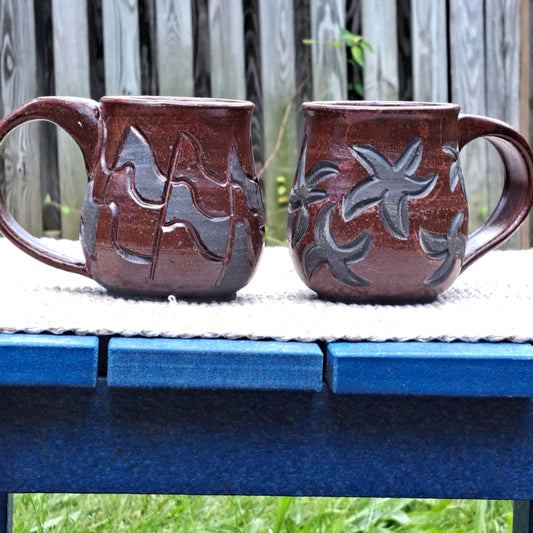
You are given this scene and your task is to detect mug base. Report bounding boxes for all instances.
[316,292,439,306]
[105,289,237,302]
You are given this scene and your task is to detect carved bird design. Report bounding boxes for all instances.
[288,140,338,245]
[419,211,466,287]
[304,203,372,287]
[343,138,437,240]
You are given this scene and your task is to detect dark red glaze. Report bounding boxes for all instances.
[287,101,533,303]
[0,96,265,299]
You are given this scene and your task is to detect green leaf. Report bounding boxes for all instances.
[360,41,373,53]
[302,38,315,45]
[386,510,411,526]
[340,28,362,46]
[354,83,365,97]
[273,497,293,533]
[351,45,365,68]
[474,500,488,533]
[332,40,342,49]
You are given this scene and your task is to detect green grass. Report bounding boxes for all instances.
[12,495,513,532]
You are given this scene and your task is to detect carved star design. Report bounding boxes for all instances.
[442,141,467,199]
[342,138,437,239]
[304,204,372,287]
[288,140,338,245]
[419,211,466,287]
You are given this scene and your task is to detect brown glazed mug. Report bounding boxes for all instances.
[0,96,265,298]
[287,101,533,303]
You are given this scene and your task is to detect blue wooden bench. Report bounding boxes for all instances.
[2,334,533,532]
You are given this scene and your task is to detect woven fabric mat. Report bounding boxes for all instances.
[0,238,531,343]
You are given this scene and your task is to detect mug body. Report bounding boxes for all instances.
[287,101,468,302]
[81,96,264,298]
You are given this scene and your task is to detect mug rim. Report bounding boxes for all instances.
[303,100,460,112]
[100,95,254,109]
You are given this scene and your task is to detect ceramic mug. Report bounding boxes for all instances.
[0,96,265,298]
[287,101,533,303]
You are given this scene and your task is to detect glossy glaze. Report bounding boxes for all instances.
[287,101,533,302]
[0,96,265,298]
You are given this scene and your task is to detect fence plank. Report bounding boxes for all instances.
[485,0,523,248]
[397,0,412,100]
[411,0,448,102]
[139,0,157,95]
[52,0,91,239]
[361,0,399,100]
[293,0,311,142]
[524,0,533,144]
[243,0,264,171]
[449,0,493,238]
[34,0,60,236]
[486,0,521,128]
[209,0,246,99]
[259,0,298,242]
[520,0,529,247]
[102,0,141,95]
[88,0,106,100]
[192,0,211,97]
[0,0,43,235]
[521,0,529,139]
[309,0,346,101]
[155,0,194,96]
[345,0,363,100]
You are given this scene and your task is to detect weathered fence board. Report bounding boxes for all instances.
[102,0,141,95]
[520,0,533,144]
[52,0,91,239]
[309,0,347,101]
[243,0,264,171]
[486,0,521,128]
[258,0,298,243]
[139,0,157,95]
[192,0,211,98]
[411,0,448,102]
[449,0,492,235]
[450,0,523,248]
[34,0,59,235]
[521,0,529,138]
[0,0,43,235]
[485,0,524,248]
[361,0,399,100]
[209,0,246,99]
[155,0,194,96]
[293,0,312,143]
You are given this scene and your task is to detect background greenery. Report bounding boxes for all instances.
[13,494,513,532]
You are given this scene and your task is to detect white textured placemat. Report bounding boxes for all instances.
[0,238,531,342]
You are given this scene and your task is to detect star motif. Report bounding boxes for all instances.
[288,140,338,245]
[304,204,372,287]
[442,141,467,199]
[342,138,437,239]
[419,211,466,287]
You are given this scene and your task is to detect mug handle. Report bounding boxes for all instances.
[0,97,103,277]
[459,114,533,270]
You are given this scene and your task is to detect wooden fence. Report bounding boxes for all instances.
[0,0,530,246]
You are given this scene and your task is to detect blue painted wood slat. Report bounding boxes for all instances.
[0,334,98,387]
[108,338,323,391]
[326,342,533,396]
[1,381,533,498]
